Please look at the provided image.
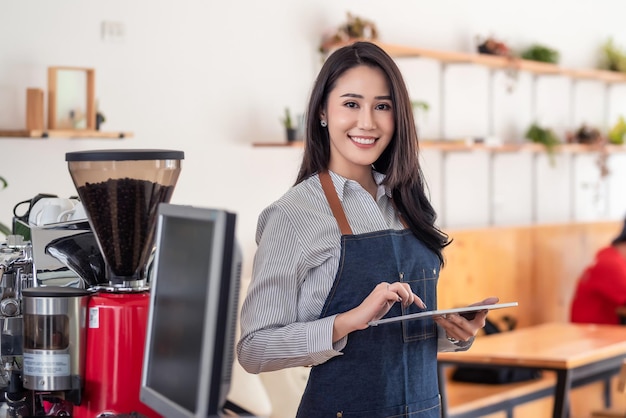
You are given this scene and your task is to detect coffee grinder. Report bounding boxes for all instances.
[65,149,184,417]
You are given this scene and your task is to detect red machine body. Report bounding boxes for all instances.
[73,291,161,418]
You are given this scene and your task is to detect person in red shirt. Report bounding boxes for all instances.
[570,219,626,325]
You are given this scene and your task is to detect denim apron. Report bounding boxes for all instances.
[296,172,441,418]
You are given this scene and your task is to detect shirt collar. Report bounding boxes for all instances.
[327,170,391,201]
[372,171,393,200]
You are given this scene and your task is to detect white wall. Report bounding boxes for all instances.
[2,1,626,415]
[2,0,626,277]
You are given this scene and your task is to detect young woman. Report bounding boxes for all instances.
[237,41,497,418]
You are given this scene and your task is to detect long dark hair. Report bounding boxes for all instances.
[295,41,450,265]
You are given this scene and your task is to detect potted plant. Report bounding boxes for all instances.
[608,116,626,144]
[602,38,626,73]
[0,176,10,236]
[525,122,559,166]
[521,44,560,64]
[281,107,298,142]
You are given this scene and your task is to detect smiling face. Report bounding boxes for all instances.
[321,65,395,181]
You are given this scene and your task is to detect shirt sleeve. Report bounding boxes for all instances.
[436,324,474,352]
[237,204,344,374]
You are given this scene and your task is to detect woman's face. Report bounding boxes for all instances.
[322,65,395,179]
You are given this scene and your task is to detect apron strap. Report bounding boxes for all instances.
[319,171,353,235]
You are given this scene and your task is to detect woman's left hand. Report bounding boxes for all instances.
[433,297,499,342]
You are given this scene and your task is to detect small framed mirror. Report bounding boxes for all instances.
[48,67,95,130]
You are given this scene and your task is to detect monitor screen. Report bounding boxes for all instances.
[140,203,241,418]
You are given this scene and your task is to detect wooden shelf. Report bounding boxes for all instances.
[0,129,133,139]
[252,141,304,148]
[256,40,626,153]
[325,39,626,83]
[424,141,626,154]
[253,140,626,154]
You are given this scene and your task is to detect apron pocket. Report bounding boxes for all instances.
[401,275,437,343]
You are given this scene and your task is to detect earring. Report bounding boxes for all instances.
[320,120,327,128]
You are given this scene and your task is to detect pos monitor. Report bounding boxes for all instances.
[140,203,241,418]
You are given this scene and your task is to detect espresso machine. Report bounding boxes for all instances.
[1,211,99,416]
[0,235,32,409]
[5,149,183,418]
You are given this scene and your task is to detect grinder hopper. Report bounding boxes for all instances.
[65,149,184,287]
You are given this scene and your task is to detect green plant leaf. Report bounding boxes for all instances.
[525,122,559,166]
[608,116,626,144]
[411,100,430,112]
[602,38,626,73]
[521,44,559,64]
[281,107,293,129]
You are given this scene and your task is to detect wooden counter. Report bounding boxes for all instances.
[439,322,626,418]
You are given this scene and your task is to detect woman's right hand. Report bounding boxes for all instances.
[332,281,426,342]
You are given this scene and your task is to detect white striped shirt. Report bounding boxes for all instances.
[237,170,465,375]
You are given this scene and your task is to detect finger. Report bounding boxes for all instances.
[472,309,489,324]
[443,314,472,333]
[383,284,403,307]
[395,284,413,305]
[378,282,392,296]
[389,284,425,309]
[386,283,401,303]
[434,315,473,341]
[469,296,499,307]
[433,316,464,340]
[412,293,426,309]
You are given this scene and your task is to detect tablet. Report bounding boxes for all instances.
[368,302,518,326]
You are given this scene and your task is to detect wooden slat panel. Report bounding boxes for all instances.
[438,226,534,327]
[532,222,621,324]
[437,221,621,327]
